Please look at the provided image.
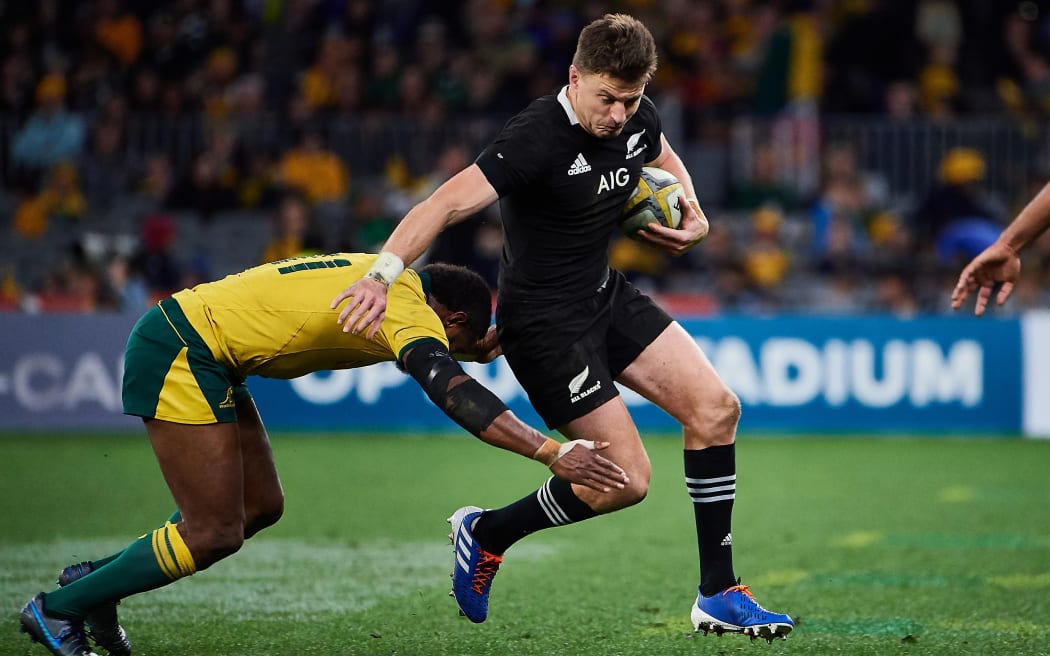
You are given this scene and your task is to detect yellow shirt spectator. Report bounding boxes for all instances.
[278,138,350,203]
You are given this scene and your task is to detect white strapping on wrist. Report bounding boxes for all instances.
[365,252,405,287]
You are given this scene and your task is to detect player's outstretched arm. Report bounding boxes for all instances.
[331,166,499,338]
[951,180,1050,315]
[950,242,1020,316]
[402,341,628,492]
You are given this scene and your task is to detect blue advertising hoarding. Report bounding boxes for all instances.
[0,312,1029,434]
[247,315,1021,433]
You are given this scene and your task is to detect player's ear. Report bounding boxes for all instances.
[443,310,468,330]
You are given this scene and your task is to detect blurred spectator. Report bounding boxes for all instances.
[912,147,1005,263]
[200,47,240,118]
[28,244,119,313]
[0,264,20,310]
[300,33,352,112]
[10,73,85,173]
[127,66,162,112]
[884,79,920,119]
[131,213,183,301]
[364,41,401,111]
[917,47,960,117]
[351,189,397,253]
[164,126,240,218]
[165,153,238,219]
[12,162,85,239]
[752,0,823,117]
[104,251,149,314]
[741,205,792,297]
[78,119,135,210]
[730,141,799,211]
[421,145,478,265]
[260,193,320,263]
[1,52,35,116]
[866,209,913,268]
[823,0,921,114]
[237,147,280,210]
[810,143,882,268]
[93,0,144,68]
[136,153,174,207]
[873,270,919,317]
[277,127,349,204]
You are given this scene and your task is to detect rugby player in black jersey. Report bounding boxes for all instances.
[332,13,793,642]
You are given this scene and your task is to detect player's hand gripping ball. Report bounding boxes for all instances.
[619,166,684,238]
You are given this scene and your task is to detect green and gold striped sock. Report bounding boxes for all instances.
[44,520,196,619]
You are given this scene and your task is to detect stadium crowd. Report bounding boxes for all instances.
[3,0,1050,315]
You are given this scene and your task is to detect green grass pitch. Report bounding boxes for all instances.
[1,432,1049,656]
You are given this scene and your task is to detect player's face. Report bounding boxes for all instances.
[568,66,646,139]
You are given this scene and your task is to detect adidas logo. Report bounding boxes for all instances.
[721,533,733,547]
[567,153,591,175]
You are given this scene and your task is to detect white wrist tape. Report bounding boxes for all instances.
[533,438,598,466]
[558,439,597,460]
[365,252,405,287]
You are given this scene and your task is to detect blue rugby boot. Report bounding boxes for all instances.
[691,581,793,642]
[19,593,98,656]
[447,506,502,623]
[58,562,132,656]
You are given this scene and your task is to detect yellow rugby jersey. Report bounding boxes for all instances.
[171,253,446,379]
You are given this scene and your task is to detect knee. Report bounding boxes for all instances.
[685,387,741,446]
[588,476,649,513]
[717,389,742,428]
[189,521,246,569]
[244,498,284,540]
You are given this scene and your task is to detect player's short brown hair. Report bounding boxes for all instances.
[572,14,657,85]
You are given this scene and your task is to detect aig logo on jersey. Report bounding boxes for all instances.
[597,167,630,195]
[568,365,601,404]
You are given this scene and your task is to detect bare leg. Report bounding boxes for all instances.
[618,321,741,594]
[234,396,284,539]
[147,419,248,570]
[617,322,740,449]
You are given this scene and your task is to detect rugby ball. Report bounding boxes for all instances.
[619,167,684,237]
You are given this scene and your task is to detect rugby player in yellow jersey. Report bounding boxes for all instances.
[18,253,628,656]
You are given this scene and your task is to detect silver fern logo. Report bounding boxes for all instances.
[568,366,590,394]
[568,366,601,404]
[626,129,647,158]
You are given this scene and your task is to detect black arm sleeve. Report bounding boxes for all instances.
[402,340,508,436]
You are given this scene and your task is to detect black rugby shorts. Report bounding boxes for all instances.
[496,269,673,429]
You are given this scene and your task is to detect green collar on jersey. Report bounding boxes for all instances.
[417,270,431,299]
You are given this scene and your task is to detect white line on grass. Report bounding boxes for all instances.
[0,538,556,621]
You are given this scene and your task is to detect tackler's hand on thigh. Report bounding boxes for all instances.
[549,440,630,493]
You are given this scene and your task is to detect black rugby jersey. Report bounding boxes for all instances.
[475,86,663,303]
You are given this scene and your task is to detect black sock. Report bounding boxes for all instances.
[685,444,738,596]
[472,476,598,554]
